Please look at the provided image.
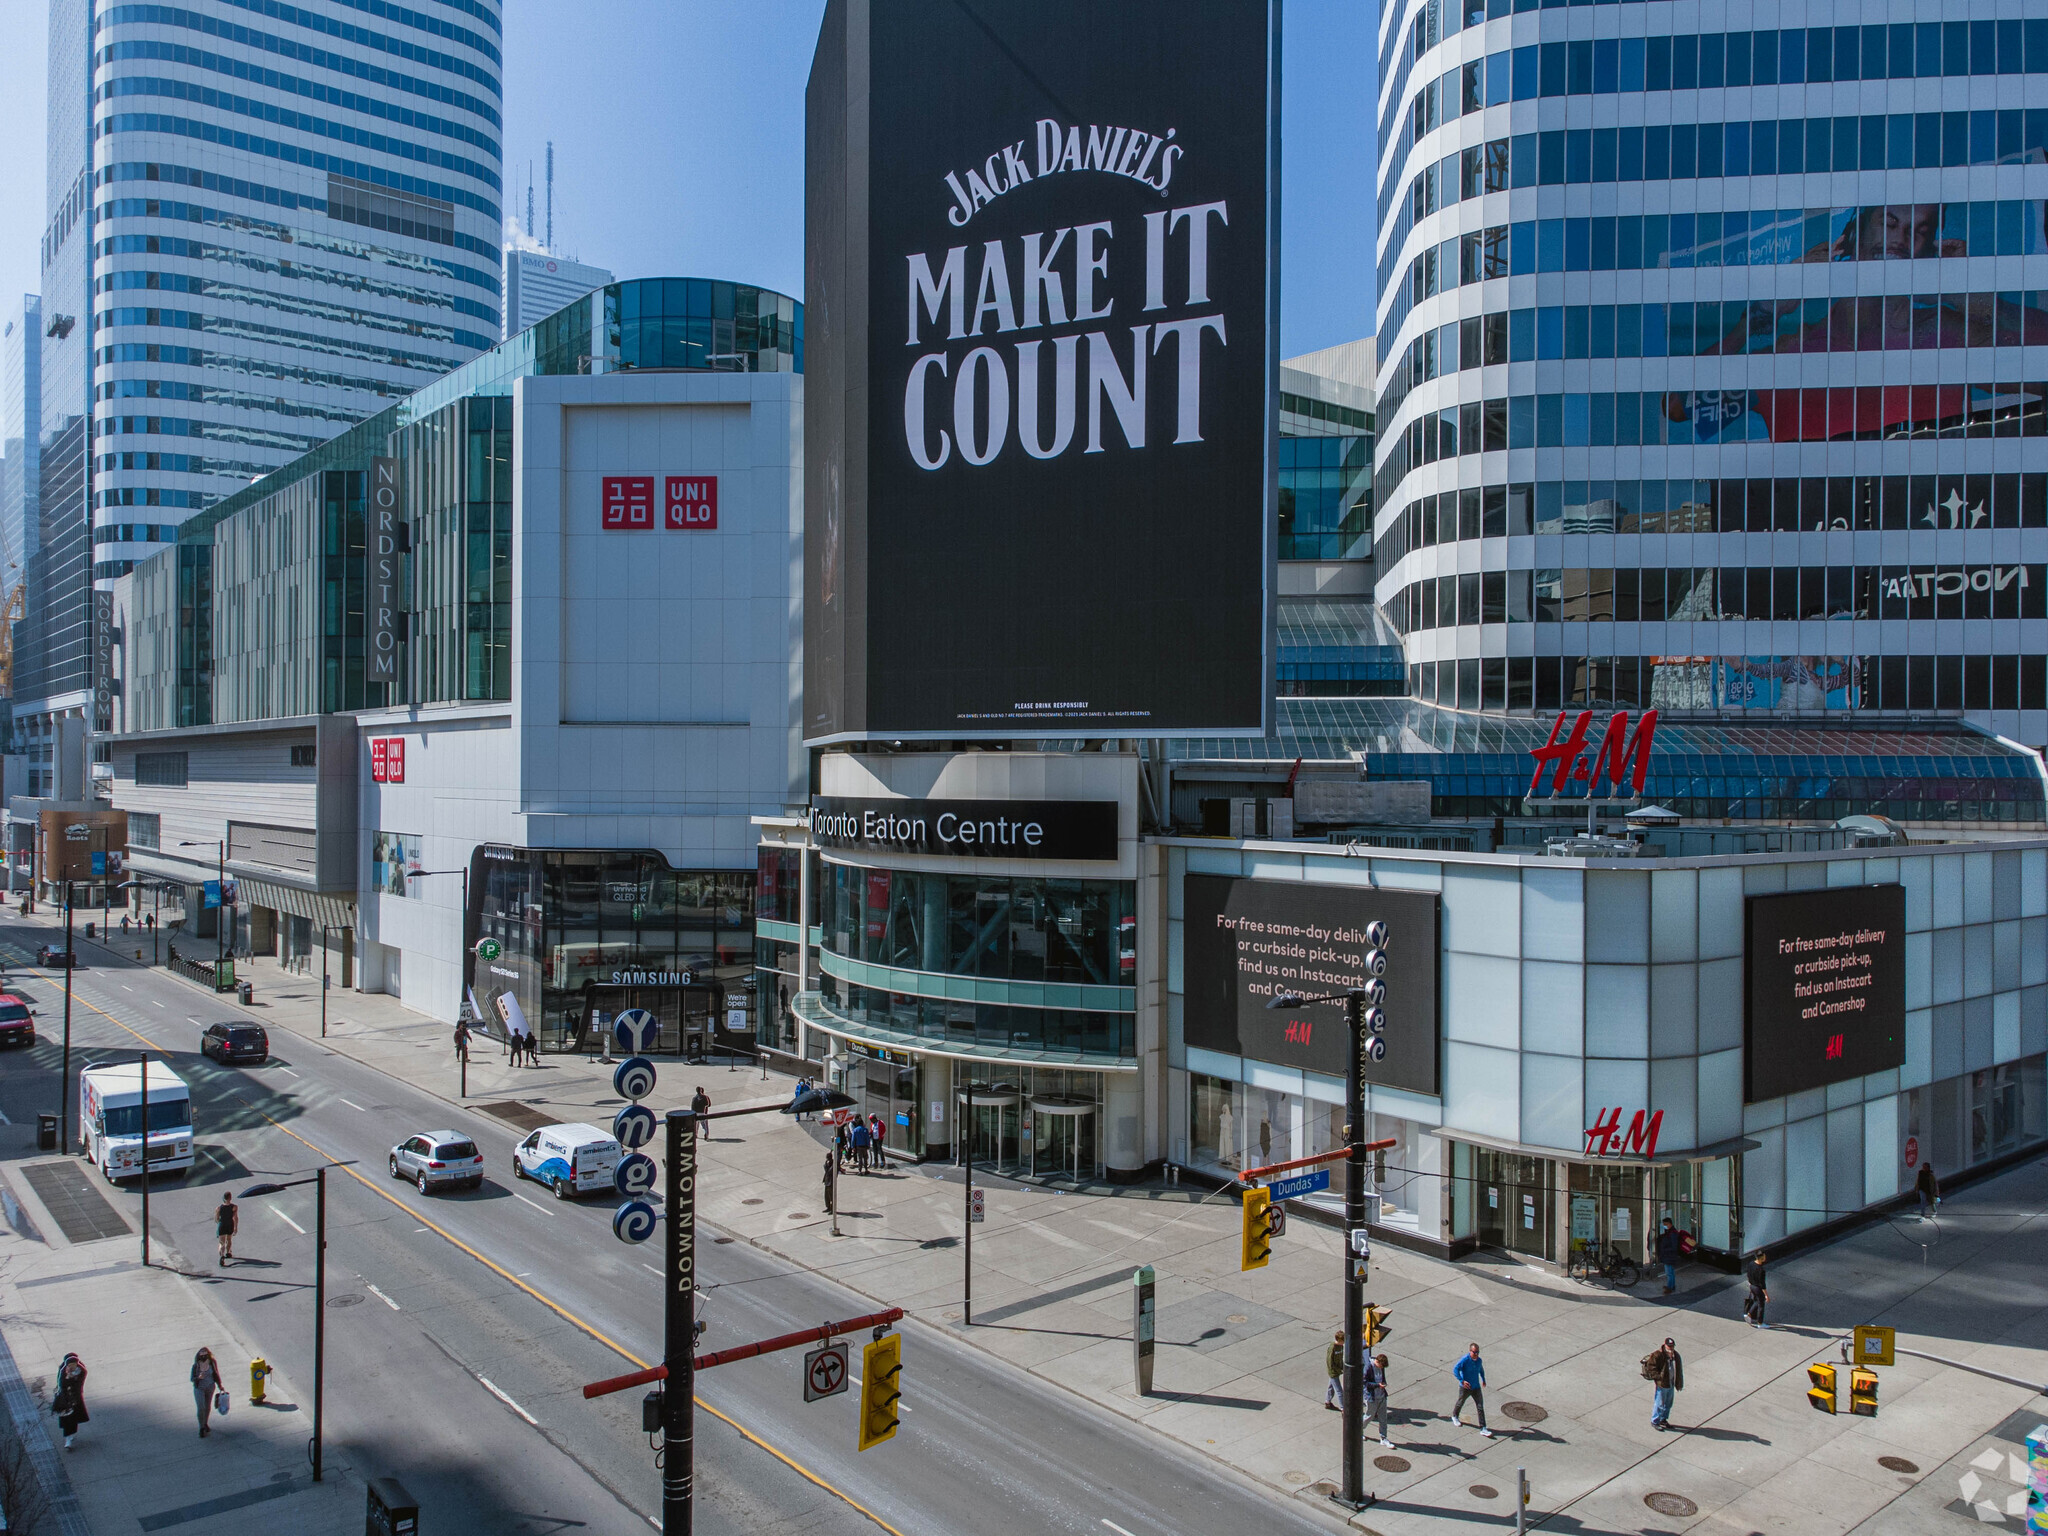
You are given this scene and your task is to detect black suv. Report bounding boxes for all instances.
[201,1022,269,1065]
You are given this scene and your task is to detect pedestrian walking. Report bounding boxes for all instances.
[453,1018,471,1063]
[1915,1160,1941,1219]
[1323,1329,1345,1411]
[1366,1352,1393,1447]
[849,1114,871,1174]
[1743,1251,1769,1329]
[214,1191,239,1266]
[191,1348,223,1438]
[120,914,130,935]
[822,1151,837,1215]
[1449,1342,1492,1436]
[790,1076,812,1120]
[1656,1216,1683,1294]
[50,1352,88,1450]
[1643,1336,1684,1429]
[692,1085,711,1136]
[869,1113,886,1166]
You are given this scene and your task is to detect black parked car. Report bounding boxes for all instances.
[35,945,78,969]
[201,1022,269,1065]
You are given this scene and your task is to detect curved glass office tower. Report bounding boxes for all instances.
[1373,3,2048,745]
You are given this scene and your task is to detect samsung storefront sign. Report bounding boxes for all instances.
[809,796,1117,861]
[804,0,1277,742]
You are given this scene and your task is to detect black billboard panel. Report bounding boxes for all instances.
[804,0,1277,742]
[1185,877,1441,1096]
[1744,884,1907,1103]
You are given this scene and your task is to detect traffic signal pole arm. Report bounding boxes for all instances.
[581,1309,905,1399]
[1239,1140,1397,1184]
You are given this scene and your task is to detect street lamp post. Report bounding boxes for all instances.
[58,881,75,1156]
[241,1161,354,1482]
[1265,917,1392,1515]
[408,866,471,1035]
[177,840,227,964]
[320,924,334,1038]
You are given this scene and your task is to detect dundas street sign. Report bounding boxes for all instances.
[1526,708,1660,801]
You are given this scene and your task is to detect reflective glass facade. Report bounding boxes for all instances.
[1375,0,2048,747]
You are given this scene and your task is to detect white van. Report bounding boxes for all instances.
[509,1122,621,1200]
[80,1062,195,1182]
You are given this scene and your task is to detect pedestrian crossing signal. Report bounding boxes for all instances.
[1806,1361,1837,1413]
[1849,1367,1879,1417]
[858,1333,902,1451]
[1241,1186,1273,1271]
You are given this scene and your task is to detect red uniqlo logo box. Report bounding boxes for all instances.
[370,739,387,781]
[601,476,655,530]
[370,738,406,782]
[666,476,717,530]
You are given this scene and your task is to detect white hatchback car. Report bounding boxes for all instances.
[389,1131,484,1193]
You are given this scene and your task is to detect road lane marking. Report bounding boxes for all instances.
[366,1283,399,1311]
[45,992,910,1536]
[278,1068,299,1078]
[121,985,132,992]
[476,1374,538,1426]
[510,1193,547,1214]
[414,1227,430,1233]
[271,1209,307,1235]
[642,1264,662,1276]
[1103,1522,1138,1536]
[150,1000,164,1007]
[337,1098,366,1112]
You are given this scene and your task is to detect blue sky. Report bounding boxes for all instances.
[0,2,1374,362]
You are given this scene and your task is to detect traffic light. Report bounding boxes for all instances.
[1364,1303,1392,1347]
[1241,1186,1273,1271]
[1849,1367,1879,1417]
[1373,1148,1388,1183]
[858,1333,901,1450]
[1806,1361,1838,1414]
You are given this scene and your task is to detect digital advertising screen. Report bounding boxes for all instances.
[804,0,1277,742]
[1184,876,1440,1096]
[1744,884,1906,1102]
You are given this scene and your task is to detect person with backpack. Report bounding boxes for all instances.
[51,1352,88,1450]
[849,1114,871,1174]
[1743,1251,1769,1329]
[1323,1328,1345,1411]
[1450,1342,1492,1436]
[1643,1336,1684,1429]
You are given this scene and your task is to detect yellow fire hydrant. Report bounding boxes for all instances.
[250,1357,272,1404]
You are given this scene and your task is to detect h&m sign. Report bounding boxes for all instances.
[601,476,718,531]
[1527,709,1659,801]
[1584,1107,1663,1160]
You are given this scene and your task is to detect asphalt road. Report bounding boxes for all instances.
[0,924,1342,1536]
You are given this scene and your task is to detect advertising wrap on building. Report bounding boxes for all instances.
[366,456,401,685]
[1183,876,1442,1095]
[804,0,1278,742]
[808,795,1118,861]
[1744,884,1907,1101]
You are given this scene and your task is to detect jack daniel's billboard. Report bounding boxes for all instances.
[804,0,1277,742]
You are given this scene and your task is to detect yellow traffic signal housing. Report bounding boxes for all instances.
[858,1334,902,1450]
[1849,1367,1879,1417]
[1364,1303,1392,1347]
[1241,1186,1273,1271]
[1806,1361,1838,1413]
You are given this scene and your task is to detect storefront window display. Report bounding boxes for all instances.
[822,864,1136,987]
[468,846,755,1055]
[819,975,1132,1061]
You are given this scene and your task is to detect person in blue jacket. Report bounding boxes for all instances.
[1449,1342,1493,1437]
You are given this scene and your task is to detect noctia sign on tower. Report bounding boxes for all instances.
[804,0,1278,741]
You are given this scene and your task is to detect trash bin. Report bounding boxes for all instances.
[84,922,95,939]
[238,981,253,1005]
[36,1113,56,1152]
[365,1476,419,1536]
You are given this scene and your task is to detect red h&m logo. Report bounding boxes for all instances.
[601,476,655,530]
[1585,1106,1664,1159]
[665,476,718,530]
[1824,1033,1845,1060]
[1528,709,1659,798]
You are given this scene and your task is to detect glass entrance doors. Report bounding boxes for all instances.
[1028,1098,1097,1181]
[1474,1149,1555,1261]
[957,1087,1022,1175]
[860,1060,922,1158]
[577,986,717,1056]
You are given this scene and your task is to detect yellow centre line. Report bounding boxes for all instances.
[34,965,909,1536]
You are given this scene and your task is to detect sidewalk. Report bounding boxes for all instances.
[23,913,2048,1533]
[0,1174,364,1535]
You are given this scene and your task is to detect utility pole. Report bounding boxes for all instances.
[963,1087,974,1326]
[138,1050,149,1267]
[664,1108,697,1533]
[59,882,74,1155]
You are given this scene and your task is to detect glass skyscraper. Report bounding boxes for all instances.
[1373,3,2048,747]
[82,0,506,583]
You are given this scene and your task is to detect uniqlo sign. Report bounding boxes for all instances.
[370,738,406,783]
[665,476,717,530]
[601,476,655,530]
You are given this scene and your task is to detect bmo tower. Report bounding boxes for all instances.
[1372,4,2048,745]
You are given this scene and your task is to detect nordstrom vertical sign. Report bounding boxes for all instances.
[366,456,401,685]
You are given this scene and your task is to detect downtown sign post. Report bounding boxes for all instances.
[804,0,1279,742]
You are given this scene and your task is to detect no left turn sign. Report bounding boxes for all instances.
[804,1342,849,1402]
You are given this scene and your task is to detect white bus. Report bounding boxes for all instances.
[79,1062,195,1182]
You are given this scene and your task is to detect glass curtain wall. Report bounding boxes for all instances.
[822,863,1135,986]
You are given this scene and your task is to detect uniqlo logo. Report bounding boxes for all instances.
[370,739,388,782]
[665,476,717,530]
[386,738,405,782]
[601,476,655,530]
